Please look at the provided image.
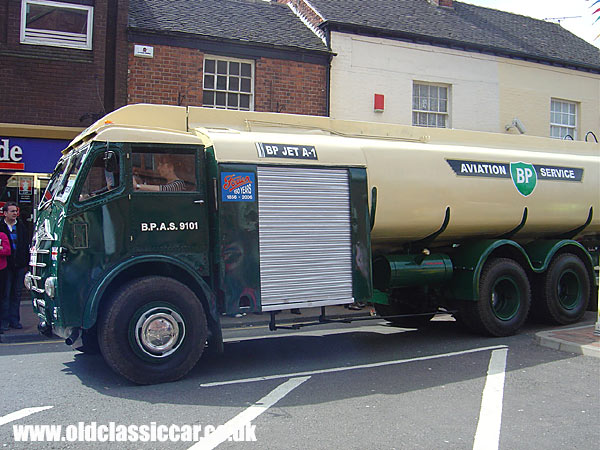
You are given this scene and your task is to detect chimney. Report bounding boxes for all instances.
[276,0,326,41]
[428,0,453,7]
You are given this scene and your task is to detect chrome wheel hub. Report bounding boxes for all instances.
[135,308,185,358]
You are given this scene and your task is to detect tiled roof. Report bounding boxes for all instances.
[308,0,600,71]
[128,0,328,53]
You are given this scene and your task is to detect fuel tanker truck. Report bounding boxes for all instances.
[25,104,599,384]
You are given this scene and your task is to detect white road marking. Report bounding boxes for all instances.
[224,323,406,343]
[0,406,53,427]
[189,376,310,450]
[473,348,509,450]
[200,345,508,387]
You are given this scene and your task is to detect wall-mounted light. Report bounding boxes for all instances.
[505,117,526,134]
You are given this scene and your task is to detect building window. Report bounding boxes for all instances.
[20,0,93,50]
[550,99,577,139]
[203,57,253,110]
[412,82,449,128]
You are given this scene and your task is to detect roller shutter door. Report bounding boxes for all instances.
[257,166,354,311]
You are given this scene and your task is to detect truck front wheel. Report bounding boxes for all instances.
[461,258,531,337]
[535,253,590,325]
[98,276,208,384]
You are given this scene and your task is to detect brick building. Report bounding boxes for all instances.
[127,0,331,116]
[0,0,129,229]
[1,0,129,127]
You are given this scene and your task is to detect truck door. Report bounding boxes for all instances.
[129,145,210,276]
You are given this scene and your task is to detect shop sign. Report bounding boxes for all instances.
[0,137,68,173]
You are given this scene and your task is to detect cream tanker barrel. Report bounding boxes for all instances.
[363,139,600,249]
[195,107,599,250]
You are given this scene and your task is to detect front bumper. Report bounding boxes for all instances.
[26,276,70,340]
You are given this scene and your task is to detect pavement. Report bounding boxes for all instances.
[1,299,599,359]
[0,299,50,344]
[534,320,600,358]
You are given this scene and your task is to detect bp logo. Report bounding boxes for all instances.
[510,162,537,196]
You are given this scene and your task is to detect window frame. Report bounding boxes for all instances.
[75,150,121,205]
[202,55,254,111]
[20,0,94,50]
[412,81,450,129]
[550,98,577,140]
[130,146,201,195]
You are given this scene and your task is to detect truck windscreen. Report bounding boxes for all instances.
[40,145,89,208]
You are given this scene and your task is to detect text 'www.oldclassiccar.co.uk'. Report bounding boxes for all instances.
[13,421,257,443]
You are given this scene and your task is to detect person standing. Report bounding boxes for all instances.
[0,202,30,330]
[0,231,11,334]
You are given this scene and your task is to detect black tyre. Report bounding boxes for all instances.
[98,276,208,384]
[535,253,590,325]
[374,290,435,328]
[461,258,531,337]
[74,327,100,354]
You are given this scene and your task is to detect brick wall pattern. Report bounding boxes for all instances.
[0,0,129,128]
[127,44,327,116]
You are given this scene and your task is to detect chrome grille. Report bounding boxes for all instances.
[29,234,52,296]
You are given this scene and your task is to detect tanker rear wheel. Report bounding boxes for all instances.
[533,253,590,325]
[461,258,531,337]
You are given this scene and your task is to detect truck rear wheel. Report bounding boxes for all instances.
[535,253,590,325]
[98,276,207,384]
[462,258,531,337]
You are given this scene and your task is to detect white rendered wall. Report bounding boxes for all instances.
[329,33,501,131]
[498,61,600,139]
[329,32,600,140]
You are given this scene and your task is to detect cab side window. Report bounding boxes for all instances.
[78,152,120,202]
[132,150,196,192]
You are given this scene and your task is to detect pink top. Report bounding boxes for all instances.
[0,232,11,270]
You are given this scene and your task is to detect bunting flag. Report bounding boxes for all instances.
[589,0,600,40]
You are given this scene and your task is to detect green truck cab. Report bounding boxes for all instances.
[25,105,599,384]
[26,106,373,384]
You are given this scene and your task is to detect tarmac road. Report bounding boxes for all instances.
[0,311,598,449]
